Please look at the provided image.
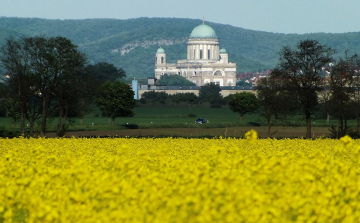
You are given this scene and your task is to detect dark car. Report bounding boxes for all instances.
[195,118,206,124]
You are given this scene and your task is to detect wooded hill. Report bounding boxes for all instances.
[1,17,360,78]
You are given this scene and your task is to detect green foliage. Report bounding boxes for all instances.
[328,53,360,138]
[141,91,169,105]
[94,80,135,122]
[2,17,360,78]
[5,98,19,124]
[0,35,88,136]
[198,83,222,102]
[228,92,259,120]
[85,62,126,82]
[274,40,335,138]
[0,126,20,138]
[198,83,225,108]
[140,91,198,106]
[256,76,300,136]
[157,74,195,86]
[170,93,197,104]
[0,83,7,117]
[84,62,127,100]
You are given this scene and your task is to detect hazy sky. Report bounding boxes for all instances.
[2,0,360,34]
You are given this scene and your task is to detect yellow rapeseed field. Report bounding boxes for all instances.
[1,130,360,222]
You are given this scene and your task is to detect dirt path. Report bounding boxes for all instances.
[45,126,331,138]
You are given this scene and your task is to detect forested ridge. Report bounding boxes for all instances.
[1,16,360,78]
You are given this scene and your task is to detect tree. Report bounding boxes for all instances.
[5,98,20,129]
[328,53,359,138]
[29,36,87,136]
[0,79,10,117]
[345,53,360,136]
[94,80,135,124]
[228,92,259,121]
[0,37,37,135]
[273,39,335,138]
[84,62,127,101]
[257,77,278,135]
[256,73,300,136]
[140,91,170,105]
[85,62,126,82]
[198,82,225,107]
[170,92,198,104]
[157,74,196,86]
[54,68,90,137]
[318,84,332,123]
[0,36,88,136]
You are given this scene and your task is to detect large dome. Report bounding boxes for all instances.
[189,23,217,38]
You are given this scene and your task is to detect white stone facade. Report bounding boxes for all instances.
[154,23,237,86]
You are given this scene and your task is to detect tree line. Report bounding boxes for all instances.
[140,40,360,139]
[0,36,135,137]
[138,82,234,108]
[247,40,360,139]
[2,36,360,139]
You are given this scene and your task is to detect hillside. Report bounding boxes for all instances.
[1,17,360,78]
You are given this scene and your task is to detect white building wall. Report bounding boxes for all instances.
[154,31,236,86]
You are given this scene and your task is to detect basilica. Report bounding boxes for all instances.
[154,22,237,86]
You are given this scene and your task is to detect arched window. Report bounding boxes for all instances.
[161,57,164,64]
[213,70,222,76]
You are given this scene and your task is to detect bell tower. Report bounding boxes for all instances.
[155,47,166,65]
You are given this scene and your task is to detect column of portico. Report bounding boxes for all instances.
[210,45,215,60]
[203,44,207,60]
[215,45,219,59]
[191,45,193,59]
[198,44,204,60]
[212,44,214,59]
[187,45,190,60]
[195,45,199,59]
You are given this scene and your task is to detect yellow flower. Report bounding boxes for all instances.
[340,135,353,148]
[245,129,258,141]
[0,136,360,222]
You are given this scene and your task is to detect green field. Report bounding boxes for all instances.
[0,107,354,135]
